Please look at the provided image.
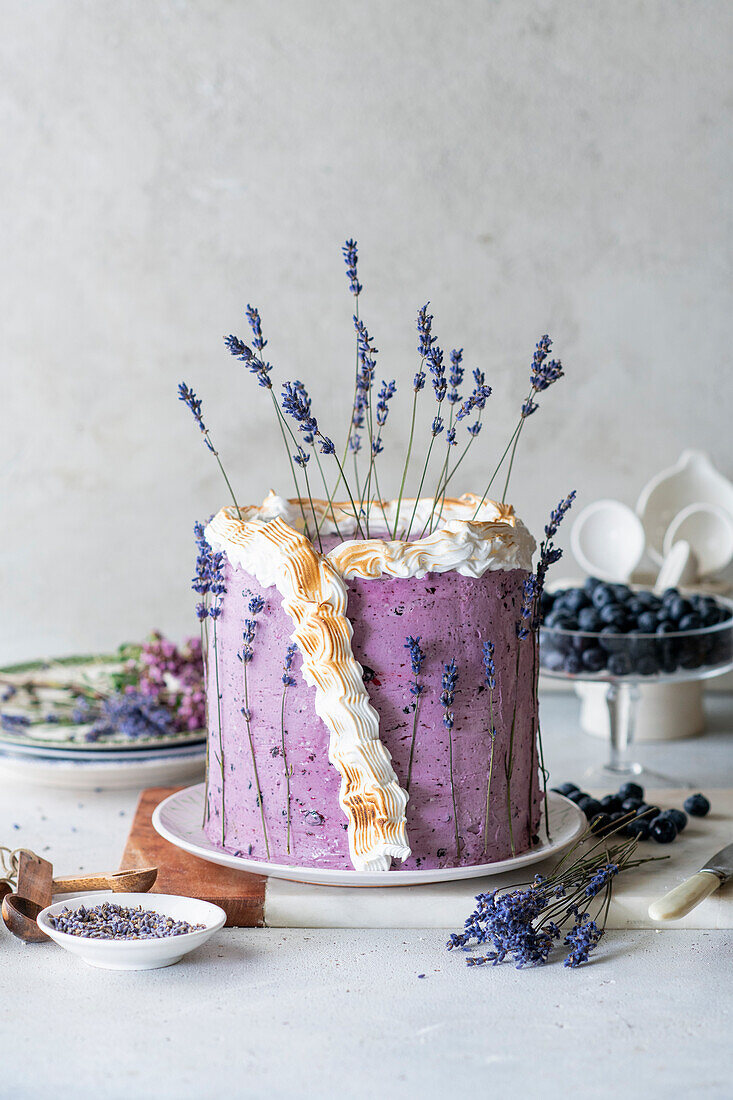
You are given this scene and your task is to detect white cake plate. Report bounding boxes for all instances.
[152,786,586,887]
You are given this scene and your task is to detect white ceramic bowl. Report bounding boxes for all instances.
[663,503,733,577]
[570,498,646,582]
[37,892,226,970]
[636,450,733,565]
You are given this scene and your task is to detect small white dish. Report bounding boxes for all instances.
[37,892,226,970]
[663,503,733,578]
[636,450,733,565]
[570,499,646,582]
[152,785,586,887]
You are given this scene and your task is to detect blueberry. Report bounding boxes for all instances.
[636,656,660,676]
[618,782,644,801]
[625,818,651,840]
[583,576,603,595]
[563,588,590,614]
[555,616,579,631]
[566,789,590,805]
[609,584,632,602]
[678,613,702,631]
[542,649,565,672]
[600,604,627,627]
[600,794,622,813]
[607,653,632,676]
[589,812,612,835]
[637,804,660,820]
[626,598,644,616]
[636,611,658,633]
[669,597,693,622]
[683,793,710,817]
[591,585,615,609]
[577,797,603,819]
[621,797,642,813]
[578,607,602,632]
[660,808,687,832]
[563,653,582,674]
[581,647,606,672]
[656,621,676,634]
[551,782,580,796]
[650,816,677,843]
[661,587,680,604]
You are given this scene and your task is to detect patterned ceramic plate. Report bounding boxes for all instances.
[0,654,205,752]
[153,787,586,887]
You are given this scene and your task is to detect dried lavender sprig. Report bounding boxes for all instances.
[472,335,564,517]
[280,642,298,854]
[404,343,447,539]
[404,636,426,791]
[224,331,311,537]
[178,383,240,513]
[392,303,433,538]
[281,380,364,539]
[481,641,497,851]
[447,828,656,969]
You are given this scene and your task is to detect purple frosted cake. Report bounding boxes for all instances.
[179,238,568,875]
[199,492,540,871]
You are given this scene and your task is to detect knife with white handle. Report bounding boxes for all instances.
[648,841,733,921]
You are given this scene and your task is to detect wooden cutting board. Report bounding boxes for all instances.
[119,787,265,926]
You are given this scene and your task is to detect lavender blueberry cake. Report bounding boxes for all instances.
[180,240,571,874]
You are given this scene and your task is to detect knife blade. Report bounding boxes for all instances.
[648,841,733,922]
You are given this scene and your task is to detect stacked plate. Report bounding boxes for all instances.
[0,656,206,789]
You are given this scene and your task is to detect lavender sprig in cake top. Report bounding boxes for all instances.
[178,239,571,872]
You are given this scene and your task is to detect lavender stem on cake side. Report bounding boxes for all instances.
[240,597,270,858]
[481,641,497,852]
[404,636,426,792]
[192,523,227,826]
[440,658,460,857]
[531,490,577,839]
[280,642,298,855]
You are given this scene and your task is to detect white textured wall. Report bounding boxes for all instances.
[1,0,731,663]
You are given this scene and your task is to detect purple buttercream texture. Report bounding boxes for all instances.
[203,559,540,870]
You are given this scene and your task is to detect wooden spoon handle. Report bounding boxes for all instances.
[52,872,117,892]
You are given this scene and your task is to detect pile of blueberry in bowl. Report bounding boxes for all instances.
[552,781,711,844]
[539,578,733,680]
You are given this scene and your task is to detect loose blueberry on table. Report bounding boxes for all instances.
[550,782,710,844]
[540,578,733,677]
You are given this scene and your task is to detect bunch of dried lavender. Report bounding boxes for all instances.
[448,823,663,969]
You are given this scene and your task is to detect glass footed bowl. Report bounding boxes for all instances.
[539,595,733,684]
[539,596,733,781]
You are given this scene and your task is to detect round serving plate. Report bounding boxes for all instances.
[0,738,207,763]
[153,786,586,887]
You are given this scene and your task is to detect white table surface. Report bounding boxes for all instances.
[2,691,733,1099]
